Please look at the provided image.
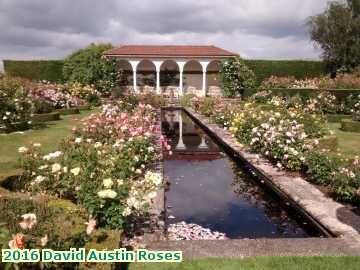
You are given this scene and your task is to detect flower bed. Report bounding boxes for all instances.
[1,100,167,269]
[260,74,360,90]
[189,97,360,205]
[0,76,103,132]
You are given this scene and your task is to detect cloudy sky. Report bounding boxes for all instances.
[0,0,331,68]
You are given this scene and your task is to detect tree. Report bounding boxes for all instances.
[63,43,119,95]
[308,0,360,72]
[220,57,256,97]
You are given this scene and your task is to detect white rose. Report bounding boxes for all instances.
[51,163,61,173]
[103,178,113,188]
[34,175,45,183]
[70,167,81,176]
[97,189,117,199]
[18,147,28,153]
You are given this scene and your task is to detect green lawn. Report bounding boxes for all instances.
[329,122,360,157]
[130,257,360,270]
[0,109,95,179]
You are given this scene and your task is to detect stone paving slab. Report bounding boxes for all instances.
[147,238,360,257]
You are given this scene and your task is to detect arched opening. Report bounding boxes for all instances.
[160,60,179,97]
[206,60,222,97]
[183,60,202,96]
[115,59,132,96]
[137,60,156,94]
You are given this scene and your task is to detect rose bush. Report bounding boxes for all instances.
[0,76,34,131]
[30,81,87,110]
[64,82,101,105]
[19,102,164,230]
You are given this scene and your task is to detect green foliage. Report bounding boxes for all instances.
[305,150,339,185]
[191,97,219,117]
[308,0,360,71]
[32,99,55,114]
[244,60,327,85]
[220,57,256,97]
[0,76,34,131]
[63,43,118,95]
[4,60,64,82]
[180,94,197,107]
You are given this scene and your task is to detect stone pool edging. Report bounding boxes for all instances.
[138,109,166,242]
[182,107,360,243]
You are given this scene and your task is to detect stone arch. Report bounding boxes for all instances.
[137,59,156,94]
[160,60,180,97]
[206,60,222,97]
[183,60,202,96]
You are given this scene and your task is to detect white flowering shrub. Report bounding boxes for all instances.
[350,94,360,121]
[220,57,256,97]
[228,101,330,171]
[304,91,339,114]
[0,76,34,131]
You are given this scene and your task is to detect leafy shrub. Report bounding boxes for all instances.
[63,43,119,95]
[305,150,339,185]
[191,96,218,117]
[220,57,256,97]
[32,99,55,114]
[0,76,34,131]
[65,82,101,106]
[331,158,360,203]
[180,94,197,107]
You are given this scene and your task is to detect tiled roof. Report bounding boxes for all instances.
[103,45,238,58]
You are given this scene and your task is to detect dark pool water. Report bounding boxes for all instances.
[162,109,322,239]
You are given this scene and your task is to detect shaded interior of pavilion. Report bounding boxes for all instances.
[115,59,223,97]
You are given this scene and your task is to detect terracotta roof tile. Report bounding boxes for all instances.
[103,45,238,58]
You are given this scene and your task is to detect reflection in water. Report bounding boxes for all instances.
[162,109,318,239]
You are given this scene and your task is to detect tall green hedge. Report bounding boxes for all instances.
[243,60,328,85]
[3,60,64,82]
[3,58,328,85]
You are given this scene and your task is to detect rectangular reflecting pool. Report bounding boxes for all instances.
[162,109,325,239]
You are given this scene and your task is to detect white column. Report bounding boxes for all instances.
[176,111,186,150]
[176,60,187,96]
[200,60,210,97]
[152,60,163,95]
[198,135,208,149]
[129,60,140,94]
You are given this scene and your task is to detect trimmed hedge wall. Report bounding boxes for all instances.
[243,60,328,85]
[341,119,360,133]
[4,59,327,85]
[3,60,64,82]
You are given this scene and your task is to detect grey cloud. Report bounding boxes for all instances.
[0,0,330,61]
